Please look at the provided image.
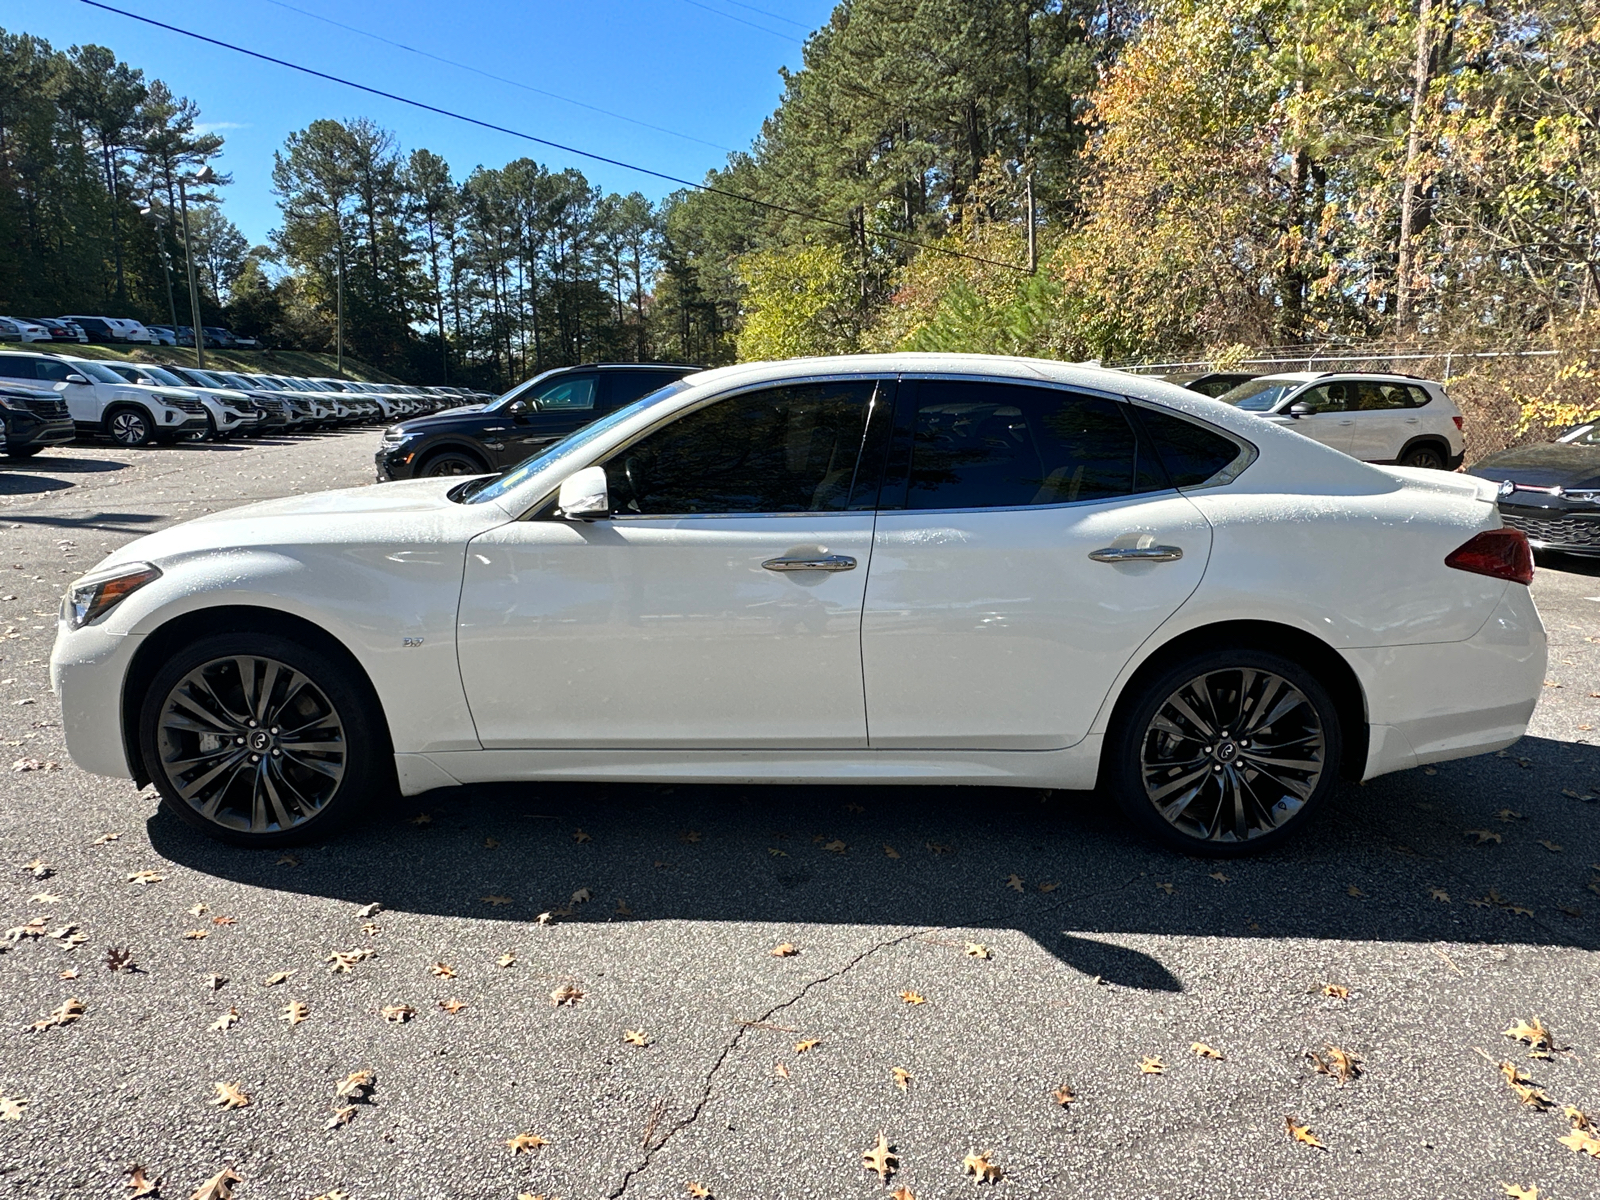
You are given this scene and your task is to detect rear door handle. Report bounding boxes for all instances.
[1088,546,1184,563]
[762,554,857,572]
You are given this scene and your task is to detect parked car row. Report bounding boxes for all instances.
[0,315,264,348]
[0,349,488,455]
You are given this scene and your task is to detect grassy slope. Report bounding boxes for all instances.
[59,343,404,384]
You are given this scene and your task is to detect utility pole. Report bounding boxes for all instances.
[140,199,180,334]
[1025,172,1037,276]
[178,165,215,370]
[336,242,345,376]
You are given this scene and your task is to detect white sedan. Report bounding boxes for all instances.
[50,354,1546,855]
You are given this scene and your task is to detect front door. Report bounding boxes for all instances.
[456,378,889,747]
[860,378,1213,749]
[483,372,600,470]
[1273,381,1355,453]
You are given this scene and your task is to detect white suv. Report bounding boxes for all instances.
[0,352,210,446]
[102,362,261,440]
[1215,372,1465,470]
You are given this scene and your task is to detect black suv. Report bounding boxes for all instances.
[375,363,700,480]
[0,382,76,458]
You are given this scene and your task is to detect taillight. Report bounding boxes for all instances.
[1452,415,1464,430]
[1445,528,1533,585]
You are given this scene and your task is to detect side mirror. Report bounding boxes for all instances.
[1286,401,1314,418]
[556,465,609,520]
[508,398,536,418]
[63,373,88,385]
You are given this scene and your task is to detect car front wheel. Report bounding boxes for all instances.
[1105,648,1342,856]
[421,449,488,477]
[138,632,390,845]
[106,407,154,447]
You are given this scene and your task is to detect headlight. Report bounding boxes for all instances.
[62,563,162,629]
[382,426,409,442]
[0,393,24,411]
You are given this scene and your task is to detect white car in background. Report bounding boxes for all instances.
[0,352,210,445]
[1216,372,1466,470]
[101,362,261,440]
[0,317,53,342]
[50,354,1544,855]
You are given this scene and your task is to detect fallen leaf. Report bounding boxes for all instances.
[794,1038,821,1054]
[770,943,799,958]
[823,839,847,854]
[773,1061,790,1079]
[570,887,592,904]
[481,895,512,906]
[335,1069,374,1100]
[276,855,298,866]
[550,984,584,1007]
[892,1066,912,1092]
[208,1008,239,1031]
[23,858,52,879]
[573,828,591,843]
[680,830,702,843]
[205,974,226,991]
[1346,885,1367,898]
[1504,1016,1554,1058]
[262,971,294,986]
[484,837,500,849]
[1539,840,1563,852]
[862,1131,899,1182]
[1465,829,1503,844]
[182,930,208,941]
[1285,1116,1325,1148]
[326,948,374,973]
[430,962,456,979]
[1309,1044,1361,1084]
[1037,881,1059,893]
[883,844,900,859]
[103,945,136,972]
[91,832,121,846]
[26,997,84,1033]
[497,952,516,968]
[614,899,634,916]
[961,1149,1002,1182]
[1557,1128,1600,1156]
[964,942,990,959]
[623,1028,651,1047]
[1500,1186,1538,1200]
[684,1185,711,1199]
[890,1189,916,1200]
[1156,881,1175,895]
[210,916,235,927]
[900,989,927,1005]
[505,1132,549,1153]
[379,1004,415,1023]
[1429,888,1450,902]
[210,1081,250,1110]
[0,1095,23,1121]
[1567,1106,1595,1132]
[355,902,381,918]
[1051,1084,1076,1106]
[126,1165,159,1196]
[1138,1056,1165,1075]
[126,870,164,885]
[188,1167,240,1200]
[58,968,79,980]
[1006,874,1024,892]
[281,1000,310,1026]
[29,892,60,903]
[438,998,468,1014]
[1321,983,1351,999]
[408,813,432,825]
[325,1105,357,1130]
[1190,1042,1224,1060]
[1209,871,1229,882]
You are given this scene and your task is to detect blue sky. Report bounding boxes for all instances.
[9,0,836,248]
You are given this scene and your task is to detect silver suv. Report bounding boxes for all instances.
[1215,372,1466,470]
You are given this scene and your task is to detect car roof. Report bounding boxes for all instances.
[1251,370,1440,386]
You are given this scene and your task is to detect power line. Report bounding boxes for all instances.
[674,0,804,43]
[715,0,815,30]
[79,0,1027,273]
[254,0,737,154]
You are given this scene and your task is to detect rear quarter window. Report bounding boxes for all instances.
[1136,406,1249,488]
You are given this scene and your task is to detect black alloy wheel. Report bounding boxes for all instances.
[139,632,390,845]
[1106,648,1342,856]
[421,449,488,477]
[1399,444,1447,470]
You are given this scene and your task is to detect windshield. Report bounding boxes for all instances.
[1558,422,1600,447]
[72,361,130,384]
[465,379,697,506]
[137,365,189,387]
[1216,378,1305,412]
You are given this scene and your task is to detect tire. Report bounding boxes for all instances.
[105,406,154,447]
[4,445,44,459]
[420,448,489,477]
[1104,647,1342,856]
[1398,443,1447,470]
[138,631,392,846]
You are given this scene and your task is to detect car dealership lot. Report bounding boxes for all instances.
[2,434,1598,1200]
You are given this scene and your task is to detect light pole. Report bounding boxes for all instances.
[138,199,180,334]
[178,165,216,368]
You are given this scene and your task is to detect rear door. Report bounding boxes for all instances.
[860,377,1216,750]
[1344,380,1416,462]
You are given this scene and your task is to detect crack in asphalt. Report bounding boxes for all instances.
[603,869,1147,1198]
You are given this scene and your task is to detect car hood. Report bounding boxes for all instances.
[1467,442,1600,489]
[389,407,502,436]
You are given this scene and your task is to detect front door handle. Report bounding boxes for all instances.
[1088,546,1184,563]
[762,554,857,572]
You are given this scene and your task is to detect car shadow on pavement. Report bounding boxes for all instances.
[148,735,1600,992]
[0,456,127,496]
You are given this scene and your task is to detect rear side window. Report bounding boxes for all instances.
[605,370,685,409]
[1137,407,1246,488]
[1355,381,1418,411]
[535,374,596,411]
[889,379,1164,510]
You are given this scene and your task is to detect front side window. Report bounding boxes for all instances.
[535,375,596,411]
[1291,382,1353,413]
[890,379,1164,511]
[605,381,877,516]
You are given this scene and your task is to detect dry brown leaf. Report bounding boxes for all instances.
[210,916,235,927]
[623,1028,651,1048]
[281,1000,310,1026]
[964,942,990,959]
[188,1166,240,1200]
[961,1149,1002,1183]
[92,832,121,846]
[1155,881,1175,895]
[361,921,380,936]
[1038,881,1059,893]
[408,812,432,825]
[126,1165,159,1196]
[181,930,208,941]
[1346,885,1367,898]
[261,970,293,986]
[1309,1044,1361,1084]
[497,952,516,968]
[1209,871,1229,882]
[900,989,927,1005]
[126,870,163,885]
[1005,874,1024,892]
[210,1081,250,1110]
[277,855,298,866]
[794,1038,821,1054]
[684,1185,711,1199]
[573,828,591,842]
[883,844,900,858]
[1539,840,1563,852]
[1500,1186,1538,1200]
[204,974,227,991]
[0,1095,24,1122]
[862,1130,899,1182]
[23,858,52,879]
[58,968,79,980]
[1465,829,1503,844]
[773,1061,790,1079]
[1321,983,1351,999]
[890,1189,916,1200]
[571,887,593,904]
[356,902,381,918]
[325,1105,357,1130]
[1190,1042,1224,1060]
[1138,1056,1165,1075]
[1504,1016,1554,1058]
[505,1132,549,1153]
[380,1004,415,1023]
[325,948,374,973]
[208,1008,239,1032]
[1566,1106,1595,1132]
[770,943,799,958]
[1051,1084,1076,1106]
[823,839,847,853]
[438,998,468,1014]
[1285,1116,1325,1148]
[1429,887,1450,902]
[335,1070,374,1099]
[430,962,456,979]
[549,984,584,1007]
[27,997,84,1033]
[892,1066,912,1092]
[481,894,512,906]
[1557,1127,1600,1156]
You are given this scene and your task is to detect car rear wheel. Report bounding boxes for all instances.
[138,632,390,846]
[1398,444,1447,470]
[106,406,154,447]
[1105,647,1342,856]
[421,448,489,477]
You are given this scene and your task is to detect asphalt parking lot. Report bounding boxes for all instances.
[2,433,1598,1200]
